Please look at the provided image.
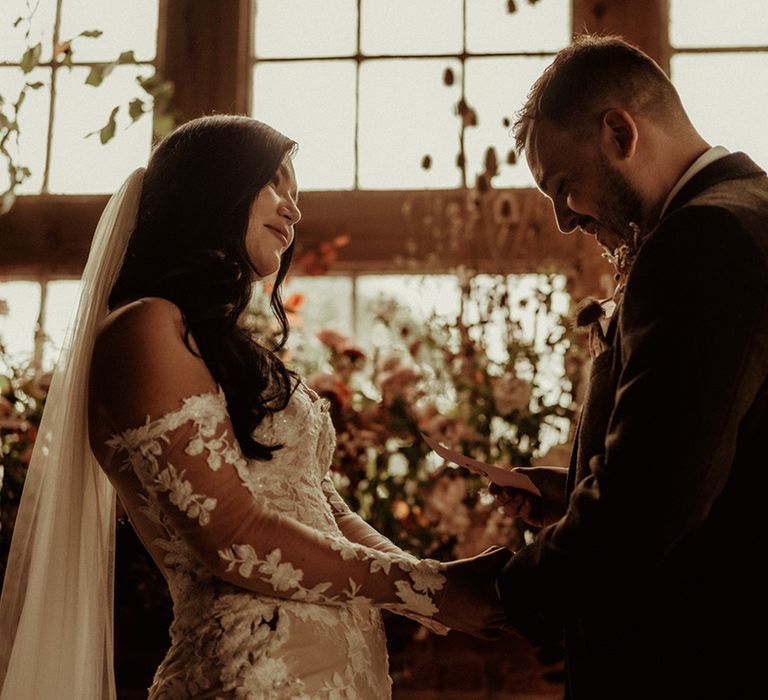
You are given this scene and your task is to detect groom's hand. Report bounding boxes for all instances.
[490,466,568,529]
[435,546,513,639]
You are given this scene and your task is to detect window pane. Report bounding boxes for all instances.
[0,281,40,364]
[48,65,154,193]
[672,53,768,169]
[355,275,461,350]
[42,279,82,370]
[254,0,357,58]
[358,59,462,189]
[0,0,57,63]
[671,0,768,48]
[466,0,570,54]
[59,0,158,62]
[283,275,354,336]
[0,67,50,194]
[464,56,554,188]
[360,0,462,56]
[252,61,356,190]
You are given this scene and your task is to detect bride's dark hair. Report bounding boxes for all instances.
[108,115,299,460]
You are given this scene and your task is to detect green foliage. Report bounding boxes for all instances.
[0,12,176,215]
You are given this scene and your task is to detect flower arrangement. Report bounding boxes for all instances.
[0,351,47,584]
[0,269,582,580]
[259,270,581,561]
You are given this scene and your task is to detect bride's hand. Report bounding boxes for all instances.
[434,546,514,639]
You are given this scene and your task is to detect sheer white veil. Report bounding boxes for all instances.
[0,167,145,699]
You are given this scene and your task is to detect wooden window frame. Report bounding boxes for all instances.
[0,0,673,296]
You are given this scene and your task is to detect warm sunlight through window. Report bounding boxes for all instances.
[251,0,570,191]
[670,0,768,169]
[0,0,158,195]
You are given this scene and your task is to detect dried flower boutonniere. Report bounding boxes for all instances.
[576,222,645,358]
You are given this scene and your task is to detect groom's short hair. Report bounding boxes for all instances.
[513,34,688,154]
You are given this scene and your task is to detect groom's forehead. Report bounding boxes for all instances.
[526,122,561,191]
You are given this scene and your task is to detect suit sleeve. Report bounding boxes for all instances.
[497,206,768,643]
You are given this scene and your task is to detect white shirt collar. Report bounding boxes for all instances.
[659,145,730,218]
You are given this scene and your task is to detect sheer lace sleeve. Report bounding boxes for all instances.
[106,391,446,617]
[321,474,415,559]
[321,473,450,634]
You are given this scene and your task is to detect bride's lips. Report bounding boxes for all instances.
[265,224,289,247]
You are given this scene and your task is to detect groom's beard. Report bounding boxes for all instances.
[593,155,646,250]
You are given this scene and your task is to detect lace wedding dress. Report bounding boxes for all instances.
[101,382,446,699]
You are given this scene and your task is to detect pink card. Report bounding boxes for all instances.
[421,433,542,496]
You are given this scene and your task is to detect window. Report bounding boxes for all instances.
[670,0,768,168]
[0,0,158,368]
[0,0,158,196]
[247,0,572,353]
[250,0,570,191]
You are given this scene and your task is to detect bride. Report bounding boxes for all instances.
[0,115,510,699]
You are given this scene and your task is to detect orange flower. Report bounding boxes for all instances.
[392,499,410,520]
[284,292,306,312]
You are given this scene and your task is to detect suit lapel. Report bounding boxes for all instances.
[663,152,765,220]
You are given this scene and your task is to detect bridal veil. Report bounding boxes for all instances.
[0,168,145,699]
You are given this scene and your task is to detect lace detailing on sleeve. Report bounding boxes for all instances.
[106,391,447,620]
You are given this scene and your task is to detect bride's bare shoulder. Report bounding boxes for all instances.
[90,297,214,426]
[98,296,183,335]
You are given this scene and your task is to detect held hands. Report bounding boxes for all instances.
[434,546,513,639]
[489,466,569,529]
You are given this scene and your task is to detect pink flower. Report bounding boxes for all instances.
[424,476,470,537]
[380,367,420,403]
[316,328,350,352]
[0,395,14,418]
[492,373,532,415]
[307,372,352,408]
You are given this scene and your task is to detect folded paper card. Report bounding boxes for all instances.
[421,433,542,496]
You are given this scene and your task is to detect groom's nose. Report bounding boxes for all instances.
[552,200,580,234]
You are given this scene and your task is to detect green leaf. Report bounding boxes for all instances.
[25,81,44,90]
[1,191,16,216]
[85,65,107,86]
[128,98,145,122]
[98,106,119,144]
[85,62,118,87]
[117,50,136,64]
[20,43,42,74]
[78,29,103,38]
[137,73,162,92]
[152,113,175,138]
[13,16,23,28]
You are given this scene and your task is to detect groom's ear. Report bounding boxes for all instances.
[600,108,638,162]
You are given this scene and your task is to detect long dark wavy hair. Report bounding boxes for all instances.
[108,115,299,460]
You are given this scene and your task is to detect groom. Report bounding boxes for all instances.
[491,35,768,699]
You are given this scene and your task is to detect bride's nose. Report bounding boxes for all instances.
[280,201,301,226]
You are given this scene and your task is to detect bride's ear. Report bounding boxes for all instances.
[600,108,638,161]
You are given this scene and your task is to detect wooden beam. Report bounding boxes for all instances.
[156,0,252,119]
[0,190,612,291]
[572,0,671,72]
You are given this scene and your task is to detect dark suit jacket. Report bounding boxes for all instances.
[498,153,768,699]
